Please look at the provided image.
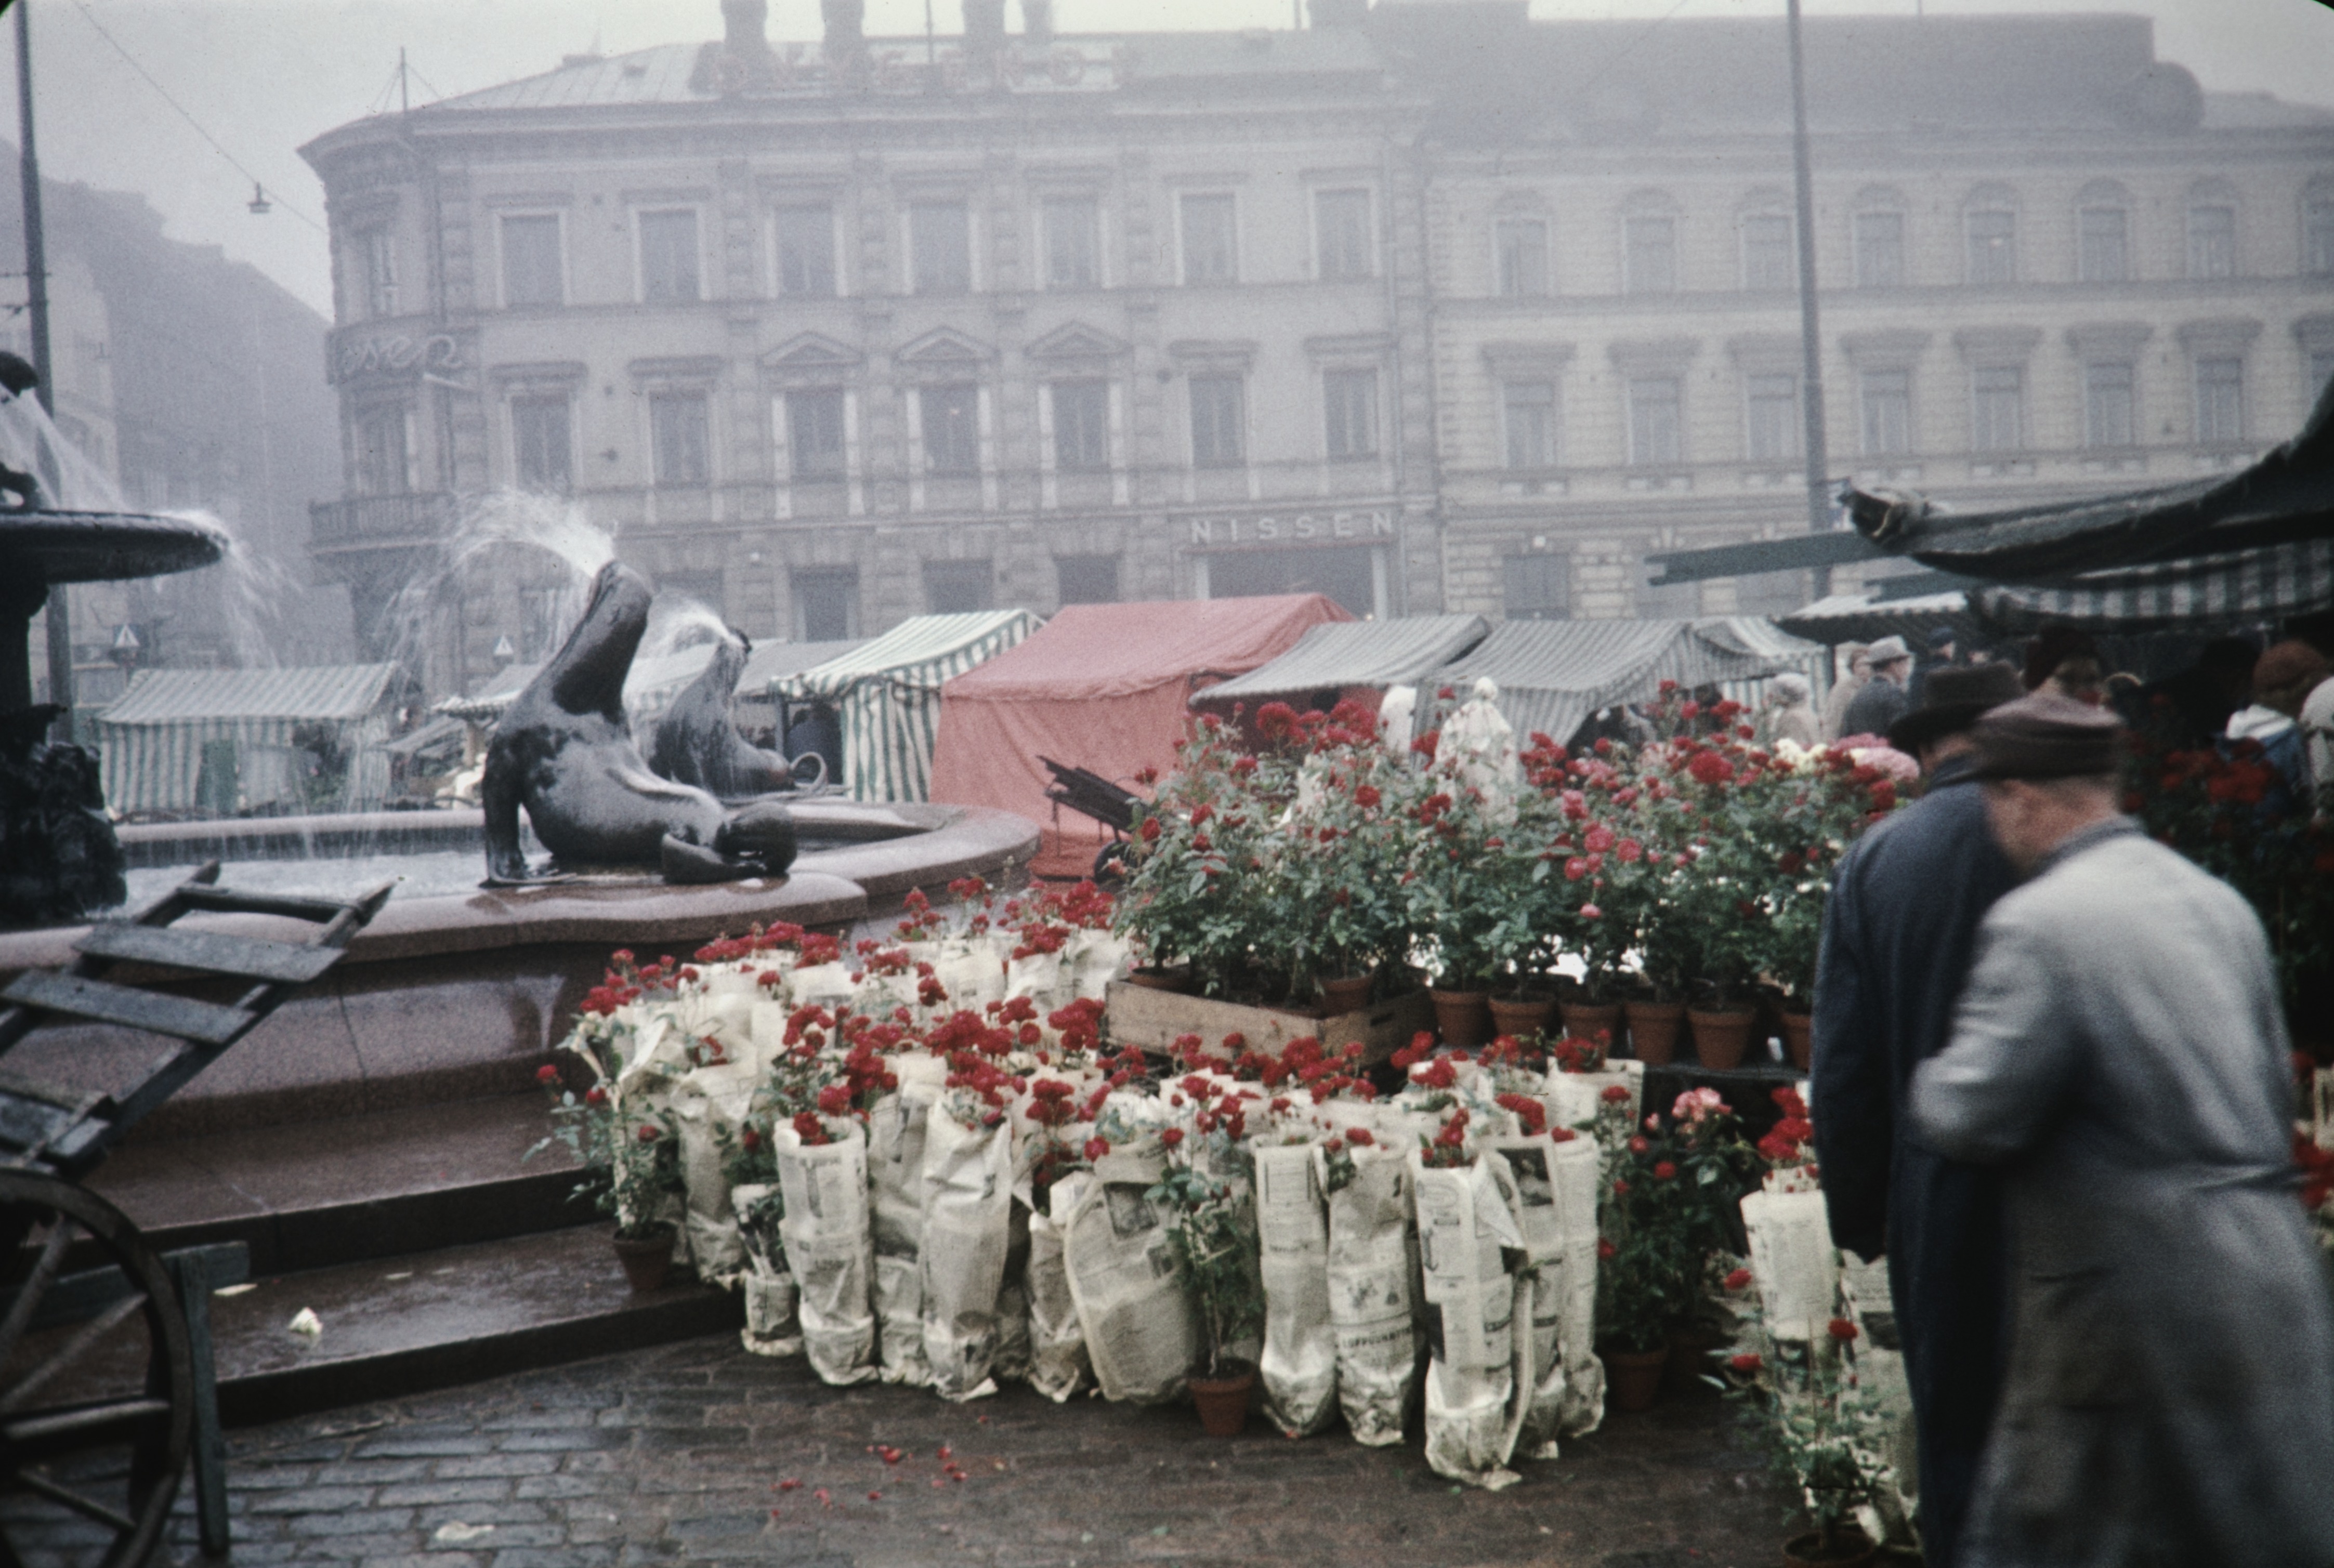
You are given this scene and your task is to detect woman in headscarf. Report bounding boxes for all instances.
[1760,671,1820,748]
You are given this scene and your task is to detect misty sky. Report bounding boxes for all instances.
[18,0,2334,321]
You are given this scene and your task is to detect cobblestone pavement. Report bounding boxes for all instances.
[22,1334,1795,1568]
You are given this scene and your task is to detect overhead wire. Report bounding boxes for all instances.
[61,0,327,233]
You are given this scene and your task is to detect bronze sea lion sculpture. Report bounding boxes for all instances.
[645,634,801,800]
[480,562,795,885]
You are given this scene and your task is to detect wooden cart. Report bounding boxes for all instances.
[0,864,389,1566]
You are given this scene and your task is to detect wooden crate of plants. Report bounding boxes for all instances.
[1104,981,1433,1066]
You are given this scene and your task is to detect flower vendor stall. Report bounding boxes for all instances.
[1192,614,1492,737]
[927,594,1350,878]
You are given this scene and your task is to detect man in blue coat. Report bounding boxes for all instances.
[1811,662,2025,1566]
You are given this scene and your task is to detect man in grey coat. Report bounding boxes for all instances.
[1910,694,2334,1568]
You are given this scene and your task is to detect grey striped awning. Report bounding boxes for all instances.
[1196,615,1490,703]
[770,610,1039,802]
[1436,617,1827,747]
[1971,534,2334,633]
[94,663,405,815]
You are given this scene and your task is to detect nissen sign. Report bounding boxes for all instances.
[1188,510,1394,547]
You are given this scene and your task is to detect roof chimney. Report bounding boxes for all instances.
[710,0,775,92]
[822,0,869,84]
[1021,0,1054,48]
[965,0,1006,82]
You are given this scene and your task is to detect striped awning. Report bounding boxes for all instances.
[94,663,405,815]
[1778,588,1971,647]
[1196,615,1491,703]
[770,610,1039,802]
[1436,617,1827,747]
[1970,534,2334,633]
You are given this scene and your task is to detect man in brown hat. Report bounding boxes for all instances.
[1809,660,2026,1566]
[1839,634,1915,740]
[1911,694,2334,1568]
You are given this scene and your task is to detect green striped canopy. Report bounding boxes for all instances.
[94,663,404,816]
[770,611,1039,801]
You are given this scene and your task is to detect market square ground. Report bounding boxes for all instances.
[17,1332,1804,1568]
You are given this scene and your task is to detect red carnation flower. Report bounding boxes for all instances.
[1729,1352,1762,1373]
[1160,1127,1185,1149]
[536,1063,560,1084]
[1601,1085,1631,1103]
[1827,1317,1859,1342]
[1724,1267,1753,1292]
[1597,1237,1617,1259]
[1083,1137,1110,1162]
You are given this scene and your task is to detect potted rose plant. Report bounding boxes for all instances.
[531,1070,688,1292]
[1721,1314,1896,1567]
[1148,1158,1265,1435]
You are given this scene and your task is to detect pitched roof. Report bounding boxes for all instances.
[1198,615,1489,701]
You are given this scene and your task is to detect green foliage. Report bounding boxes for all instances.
[1719,1298,1896,1554]
[1592,1089,1762,1353]
[1148,1160,1264,1379]
[528,1085,686,1240]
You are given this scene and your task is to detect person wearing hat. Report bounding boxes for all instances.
[1910,695,2334,1568]
[1907,624,1959,706]
[1808,660,2026,1567]
[1820,641,1872,741]
[1758,671,1821,749]
[1838,634,1915,740]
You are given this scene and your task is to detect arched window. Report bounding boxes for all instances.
[1621,191,1681,295]
[1850,187,1908,288]
[1737,190,1794,291]
[2074,180,2133,284]
[1963,184,2020,286]
[2186,179,2239,280]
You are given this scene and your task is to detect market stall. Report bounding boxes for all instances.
[1433,617,1826,749]
[772,610,1039,803]
[1194,614,1490,731]
[94,662,408,818]
[927,595,1349,876]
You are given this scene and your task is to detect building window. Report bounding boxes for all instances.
[639,209,701,304]
[355,404,409,495]
[500,215,563,308]
[776,205,836,297]
[1860,369,1911,456]
[358,227,398,319]
[1740,213,1793,291]
[1189,374,1245,469]
[1965,207,2017,285]
[1316,189,1373,281]
[2082,362,2135,449]
[920,383,979,473]
[1502,380,1556,469]
[1050,379,1109,472]
[793,568,858,641]
[923,560,992,614]
[650,391,711,485]
[911,201,972,295]
[2195,357,2244,443]
[1056,555,1120,605]
[1745,372,1800,462]
[1624,215,1677,294]
[1043,196,1100,289]
[1627,376,1682,466]
[786,389,847,480]
[1504,554,1568,621]
[511,394,572,492]
[2077,205,2129,284]
[1971,365,2024,452]
[1180,193,1237,284]
[2307,192,2334,277]
[1496,217,1549,297]
[1853,210,1905,288]
[1322,368,1378,460]
[2187,204,2237,280]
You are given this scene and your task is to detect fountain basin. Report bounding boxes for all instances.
[0,802,1040,1140]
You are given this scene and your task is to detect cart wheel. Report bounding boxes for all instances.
[0,1171,191,1568]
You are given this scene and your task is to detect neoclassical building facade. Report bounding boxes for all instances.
[299,0,2334,692]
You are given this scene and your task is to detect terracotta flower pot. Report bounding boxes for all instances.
[1688,1007,1756,1070]
[1779,1009,1814,1072]
[1126,966,1195,994]
[1558,999,1622,1052]
[1601,1343,1670,1413]
[1623,999,1684,1065]
[1188,1360,1257,1437]
[1318,973,1374,1017]
[1782,1524,1878,1567]
[1489,991,1557,1042]
[1428,986,1492,1049]
[612,1223,676,1294]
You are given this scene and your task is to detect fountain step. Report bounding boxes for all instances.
[84,1091,586,1277]
[132,1222,739,1428]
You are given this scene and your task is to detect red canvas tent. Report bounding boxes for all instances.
[929,595,1353,877]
